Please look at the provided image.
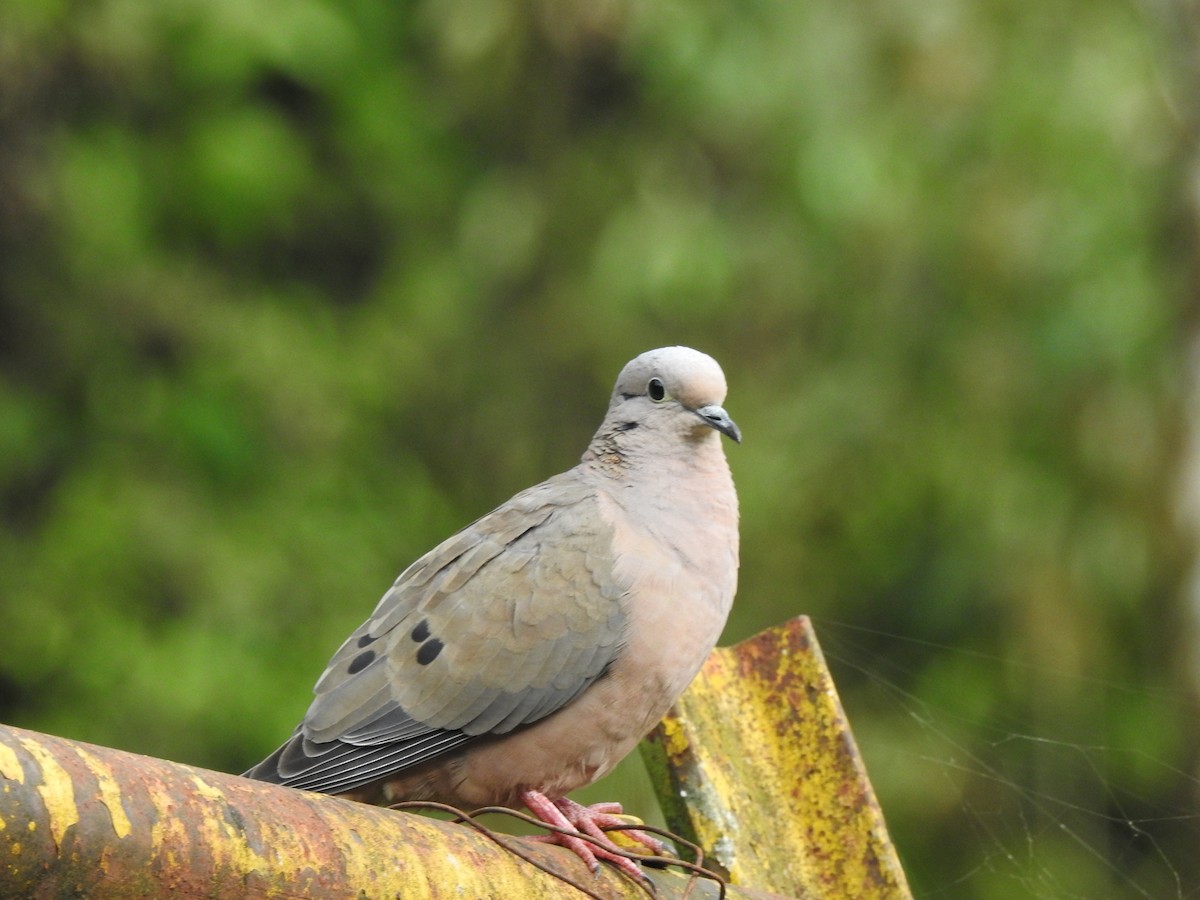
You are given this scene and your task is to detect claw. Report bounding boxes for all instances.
[598,813,663,853]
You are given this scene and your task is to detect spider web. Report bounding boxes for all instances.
[813,618,1200,899]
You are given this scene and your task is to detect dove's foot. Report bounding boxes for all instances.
[520,790,664,880]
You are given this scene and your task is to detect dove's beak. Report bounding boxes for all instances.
[696,405,741,443]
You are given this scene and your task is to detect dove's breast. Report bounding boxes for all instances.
[373,452,739,810]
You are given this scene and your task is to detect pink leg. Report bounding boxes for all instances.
[520,790,663,880]
[553,797,666,855]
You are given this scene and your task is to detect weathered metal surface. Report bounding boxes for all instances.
[642,616,912,899]
[0,722,788,899]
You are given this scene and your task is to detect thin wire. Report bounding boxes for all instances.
[390,800,619,899]
[389,800,728,899]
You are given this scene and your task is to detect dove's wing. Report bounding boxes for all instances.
[245,471,627,795]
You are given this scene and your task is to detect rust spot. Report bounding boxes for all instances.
[644,616,912,898]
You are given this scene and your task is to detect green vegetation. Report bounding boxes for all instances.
[0,1,1194,894]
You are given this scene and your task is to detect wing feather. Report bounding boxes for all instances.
[244,470,629,796]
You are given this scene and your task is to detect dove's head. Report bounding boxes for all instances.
[601,346,741,448]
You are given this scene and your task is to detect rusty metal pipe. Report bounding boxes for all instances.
[0,722,781,899]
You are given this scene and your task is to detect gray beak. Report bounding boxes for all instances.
[696,404,742,443]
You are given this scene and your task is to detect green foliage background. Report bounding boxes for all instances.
[1,0,1197,895]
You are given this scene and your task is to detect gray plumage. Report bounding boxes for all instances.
[245,346,740,815]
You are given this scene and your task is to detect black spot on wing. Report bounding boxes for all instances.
[347,650,376,674]
[410,617,442,665]
[416,638,443,666]
[357,633,377,648]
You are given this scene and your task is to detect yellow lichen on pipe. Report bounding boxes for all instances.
[642,616,912,899]
[0,722,786,899]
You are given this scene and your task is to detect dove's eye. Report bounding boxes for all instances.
[647,378,666,402]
